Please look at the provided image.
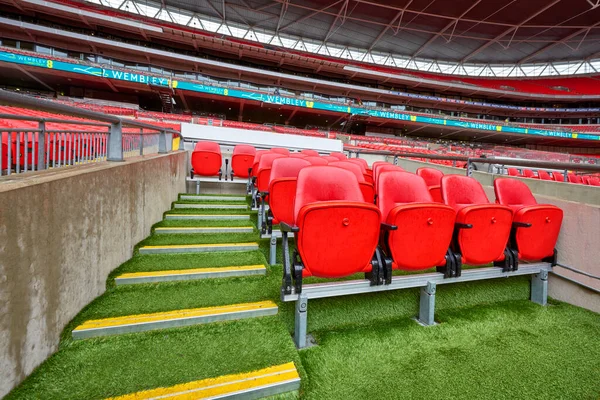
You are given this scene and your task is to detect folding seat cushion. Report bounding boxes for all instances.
[329,152,347,160]
[268,158,311,226]
[522,169,536,178]
[329,161,375,203]
[441,175,513,266]
[251,150,269,178]
[378,172,455,271]
[271,147,290,156]
[416,167,444,203]
[568,173,583,184]
[552,171,564,182]
[293,166,381,278]
[231,144,256,178]
[301,149,319,156]
[507,168,521,177]
[256,153,286,194]
[538,170,552,181]
[304,156,329,166]
[191,141,222,176]
[494,178,562,262]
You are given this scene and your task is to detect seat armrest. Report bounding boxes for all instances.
[280,221,299,233]
[381,223,398,231]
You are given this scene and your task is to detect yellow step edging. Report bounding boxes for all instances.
[138,242,259,254]
[106,362,300,400]
[114,265,266,285]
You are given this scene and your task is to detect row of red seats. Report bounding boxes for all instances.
[260,160,564,293]
[506,168,600,186]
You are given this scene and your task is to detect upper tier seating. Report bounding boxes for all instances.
[416,167,444,203]
[284,166,382,290]
[494,179,562,263]
[441,175,515,271]
[378,171,456,275]
[191,141,222,178]
[231,144,256,179]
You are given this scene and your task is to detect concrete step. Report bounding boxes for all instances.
[115,265,266,285]
[108,362,300,400]
[154,227,254,234]
[139,242,259,255]
[174,203,248,210]
[72,300,278,340]
[165,214,250,221]
[180,195,246,202]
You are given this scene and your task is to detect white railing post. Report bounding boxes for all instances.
[107,121,123,161]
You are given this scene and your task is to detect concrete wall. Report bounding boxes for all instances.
[0,152,187,398]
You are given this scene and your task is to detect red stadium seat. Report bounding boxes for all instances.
[329,161,375,203]
[522,169,536,179]
[568,173,583,184]
[589,177,600,186]
[494,178,562,264]
[266,158,311,233]
[300,149,319,156]
[271,147,290,156]
[323,156,340,163]
[290,152,308,158]
[231,144,256,179]
[441,175,514,271]
[251,150,269,179]
[552,172,565,182]
[256,153,286,195]
[281,166,384,293]
[347,158,369,170]
[329,152,347,160]
[374,164,405,194]
[416,167,444,203]
[304,156,329,166]
[581,176,590,185]
[538,170,553,181]
[507,168,521,177]
[378,171,457,277]
[191,141,222,178]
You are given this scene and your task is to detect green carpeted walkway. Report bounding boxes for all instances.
[6,193,600,400]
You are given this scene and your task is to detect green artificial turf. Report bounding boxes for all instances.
[6,318,302,400]
[153,218,257,228]
[165,208,256,215]
[136,232,259,248]
[173,199,249,205]
[300,300,600,400]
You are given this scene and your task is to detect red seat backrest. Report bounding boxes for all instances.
[589,177,600,186]
[191,141,222,176]
[304,156,329,166]
[493,178,537,212]
[271,147,290,156]
[522,169,536,178]
[329,152,347,160]
[552,172,564,182]
[347,158,368,172]
[328,161,365,182]
[323,156,340,163]
[416,167,443,187]
[507,168,520,177]
[289,153,308,158]
[378,171,433,221]
[269,158,311,225]
[441,175,490,211]
[251,150,269,178]
[294,166,365,219]
[375,164,405,191]
[538,170,552,180]
[568,173,583,184]
[231,144,256,178]
[300,149,319,156]
[256,153,286,192]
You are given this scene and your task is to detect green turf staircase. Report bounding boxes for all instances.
[6,192,600,400]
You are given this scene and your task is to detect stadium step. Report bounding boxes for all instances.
[107,362,300,400]
[173,203,248,210]
[180,195,247,202]
[139,242,259,254]
[72,300,278,340]
[154,227,254,234]
[114,265,267,285]
[165,214,251,220]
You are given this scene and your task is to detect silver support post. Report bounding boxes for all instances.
[139,128,144,156]
[563,169,568,182]
[294,294,308,349]
[466,159,473,177]
[158,130,168,154]
[531,270,548,306]
[418,282,436,326]
[178,136,185,150]
[166,132,173,152]
[257,197,264,233]
[196,180,200,195]
[269,236,277,266]
[107,121,123,161]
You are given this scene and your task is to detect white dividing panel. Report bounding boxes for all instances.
[181,123,343,152]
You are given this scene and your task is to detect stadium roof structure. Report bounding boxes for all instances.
[85,0,600,77]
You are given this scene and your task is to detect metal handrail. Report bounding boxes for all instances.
[0,114,113,127]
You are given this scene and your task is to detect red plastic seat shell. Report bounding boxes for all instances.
[329,152,347,160]
[300,149,319,156]
[256,153,286,193]
[231,144,256,178]
[268,158,311,225]
[416,168,444,203]
[304,156,329,166]
[538,171,552,181]
[552,172,564,182]
[251,150,269,178]
[271,147,290,156]
[191,141,222,176]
